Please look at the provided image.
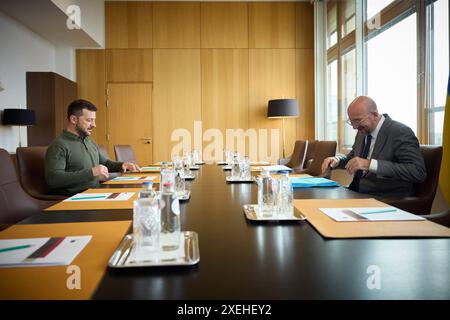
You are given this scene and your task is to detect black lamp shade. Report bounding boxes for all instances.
[2,109,36,126]
[267,99,299,118]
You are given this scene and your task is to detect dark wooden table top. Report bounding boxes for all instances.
[20,165,450,299]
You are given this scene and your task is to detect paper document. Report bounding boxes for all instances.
[320,207,426,222]
[111,176,155,182]
[64,192,135,202]
[291,177,339,188]
[0,236,91,268]
[139,166,161,171]
[258,165,292,172]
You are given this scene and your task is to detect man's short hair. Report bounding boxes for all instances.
[67,99,97,120]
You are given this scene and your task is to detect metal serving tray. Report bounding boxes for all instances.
[243,204,307,221]
[195,161,205,165]
[108,231,200,268]
[222,165,232,171]
[181,174,195,180]
[216,161,227,165]
[226,176,255,183]
[190,166,200,170]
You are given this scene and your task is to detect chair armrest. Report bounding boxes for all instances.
[422,211,450,228]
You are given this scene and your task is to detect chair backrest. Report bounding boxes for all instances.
[303,140,318,169]
[415,145,443,212]
[114,145,138,163]
[0,148,45,224]
[98,144,109,159]
[286,140,307,170]
[303,140,337,177]
[16,147,51,198]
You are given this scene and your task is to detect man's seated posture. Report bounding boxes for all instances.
[321,96,426,199]
[45,99,139,195]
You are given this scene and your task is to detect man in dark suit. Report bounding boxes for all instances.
[321,96,426,199]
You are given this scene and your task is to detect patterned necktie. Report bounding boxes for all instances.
[349,134,372,192]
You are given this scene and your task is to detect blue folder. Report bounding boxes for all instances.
[290,177,340,188]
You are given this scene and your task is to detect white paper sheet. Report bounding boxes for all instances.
[319,207,426,222]
[111,176,156,181]
[64,192,135,202]
[0,236,91,268]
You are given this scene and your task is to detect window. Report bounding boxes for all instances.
[327,59,338,141]
[366,0,396,20]
[342,48,357,148]
[427,0,449,145]
[366,13,418,134]
[318,0,449,149]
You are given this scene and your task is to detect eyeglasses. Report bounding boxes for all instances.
[346,113,370,126]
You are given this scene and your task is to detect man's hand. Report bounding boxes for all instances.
[92,164,109,180]
[345,157,371,175]
[321,157,338,174]
[122,162,140,172]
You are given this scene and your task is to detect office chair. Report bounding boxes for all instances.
[0,148,55,225]
[114,144,138,164]
[296,140,337,178]
[16,147,67,201]
[278,140,307,171]
[382,145,443,215]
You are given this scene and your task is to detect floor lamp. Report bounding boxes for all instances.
[267,99,299,158]
[2,108,36,147]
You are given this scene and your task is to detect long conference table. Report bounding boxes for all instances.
[18,164,450,300]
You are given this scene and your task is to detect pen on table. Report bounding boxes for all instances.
[360,209,398,215]
[0,244,33,253]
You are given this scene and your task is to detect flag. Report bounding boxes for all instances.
[440,71,450,205]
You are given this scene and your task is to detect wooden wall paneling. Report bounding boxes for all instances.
[249,49,296,162]
[76,50,107,151]
[153,2,200,48]
[201,2,248,48]
[105,1,152,48]
[296,49,315,140]
[249,2,296,49]
[296,2,314,49]
[153,49,201,162]
[106,49,153,82]
[201,49,249,156]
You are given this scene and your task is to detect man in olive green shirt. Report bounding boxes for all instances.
[45,99,139,195]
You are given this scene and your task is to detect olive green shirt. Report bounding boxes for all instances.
[45,130,123,195]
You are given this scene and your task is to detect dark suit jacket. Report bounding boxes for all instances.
[336,114,426,199]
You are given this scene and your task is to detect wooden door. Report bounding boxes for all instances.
[107,83,153,165]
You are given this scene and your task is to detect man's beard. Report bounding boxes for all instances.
[75,123,92,137]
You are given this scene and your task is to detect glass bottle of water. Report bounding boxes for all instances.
[257,170,276,217]
[160,185,181,251]
[240,155,250,180]
[175,171,185,197]
[138,181,157,200]
[231,152,240,179]
[278,170,293,216]
[161,165,176,194]
[133,198,160,258]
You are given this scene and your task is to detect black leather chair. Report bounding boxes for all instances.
[382,145,443,215]
[0,148,55,225]
[16,147,67,201]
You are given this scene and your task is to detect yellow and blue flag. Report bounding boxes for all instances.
[440,71,450,205]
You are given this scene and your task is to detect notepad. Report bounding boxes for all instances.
[0,236,91,268]
[320,207,426,222]
[291,177,339,188]
[111,176,156,182]
[64,192,135,202]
